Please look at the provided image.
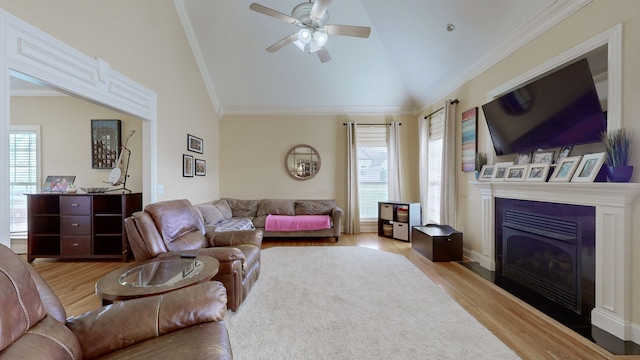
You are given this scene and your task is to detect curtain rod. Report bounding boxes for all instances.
[423,99,459,119]
[342,123,401,126]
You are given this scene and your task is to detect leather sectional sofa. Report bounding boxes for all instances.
[0,243,233,359]
[196,198,343,242]
[124,199,262,311]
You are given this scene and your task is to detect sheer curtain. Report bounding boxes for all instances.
[419,99,458,226]
[387,121,401,201]
[345,122,360,234]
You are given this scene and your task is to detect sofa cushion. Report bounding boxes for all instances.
[214,200,233,219]
[223,199,259,218]
[252,215,266,228]
[195,204,225,225]
[295,200,336,215]
[257,199,295,216]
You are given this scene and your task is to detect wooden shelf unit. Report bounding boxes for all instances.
[27,193,142,262]
[377,201,421,242]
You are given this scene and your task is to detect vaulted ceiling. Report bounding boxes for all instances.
[12,1,587,117]
[173,0,587,117]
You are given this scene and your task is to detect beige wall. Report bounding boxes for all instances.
[0,0,221,205]
[10,96,143,192]
[419,0,640,323]
[219,114,419,209]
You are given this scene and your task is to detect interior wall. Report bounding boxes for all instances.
[419,0,640,325]
[0,0,220,205]
[218,114,419,210]
[10,96,143,192]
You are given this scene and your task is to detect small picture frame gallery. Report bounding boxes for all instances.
[477,152,605,183]
[184,134,206,177]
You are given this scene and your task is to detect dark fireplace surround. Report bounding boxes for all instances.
[495,198,595,317]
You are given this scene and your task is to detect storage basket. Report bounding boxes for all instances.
[396,208,408,222]
[382,223,393,236]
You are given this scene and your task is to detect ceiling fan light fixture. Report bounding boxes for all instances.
[297,28,312,44]
[313,30,328,47]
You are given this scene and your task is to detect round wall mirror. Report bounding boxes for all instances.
[285,144,321,180]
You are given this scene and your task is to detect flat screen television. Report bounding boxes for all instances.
[481,59,606,156]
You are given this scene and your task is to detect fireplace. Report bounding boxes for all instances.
[474,182,640,351]
[495,199,595,317]
[503,210,581,313]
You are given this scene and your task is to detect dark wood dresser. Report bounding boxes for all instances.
[27,193,142,262]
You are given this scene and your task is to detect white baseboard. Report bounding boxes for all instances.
[11,238,27,254]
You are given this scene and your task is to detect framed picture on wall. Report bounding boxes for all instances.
[91,119,121,169]
[195,159,206,176]
[187,134,203,154]
[183,154,194,177]
[461,107,478,172]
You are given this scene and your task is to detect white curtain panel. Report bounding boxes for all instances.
[418,100,458,226]
[441,100,458,226]
[387,121,402,201]
[346,122,360,234]
[418,115,430,225]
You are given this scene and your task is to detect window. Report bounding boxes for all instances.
[9,126,40,236]
[357,125,387,218]
[426,112,444,224]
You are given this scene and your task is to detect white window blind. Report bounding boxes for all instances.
[356,125,388,218]
[10,126,40,235]
[427,112,444,224]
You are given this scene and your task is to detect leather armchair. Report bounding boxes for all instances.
[124,199,262,311]
[0,243,232,359]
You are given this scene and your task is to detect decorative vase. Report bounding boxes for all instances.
[475,171,480,181]
[606,165,633,183]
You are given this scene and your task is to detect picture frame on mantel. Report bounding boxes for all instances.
[461,107,478,172]
[571,152,605,182]
[549,156,582,182]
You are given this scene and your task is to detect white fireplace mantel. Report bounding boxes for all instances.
[472,181,640,342]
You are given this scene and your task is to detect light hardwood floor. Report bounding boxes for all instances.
[30,233,634,360]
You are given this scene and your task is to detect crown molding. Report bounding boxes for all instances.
[222,104,415,116]
[417,0,592,112]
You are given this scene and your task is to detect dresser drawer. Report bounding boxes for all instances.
[60,216,91,235]
[61,236,91,255]
[60,196,91,215]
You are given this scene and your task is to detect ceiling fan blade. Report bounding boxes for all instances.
[326,24,371,38]
[310,0,332,21]
[266,33,298,53]
[317,48,331,63]
[250,3,300,25]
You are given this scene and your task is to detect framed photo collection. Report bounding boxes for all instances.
[475,152,605,183]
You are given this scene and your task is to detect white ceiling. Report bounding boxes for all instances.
[175,0,573,116]
[12,1,589,117]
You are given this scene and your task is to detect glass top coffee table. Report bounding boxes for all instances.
[96,255,219,305]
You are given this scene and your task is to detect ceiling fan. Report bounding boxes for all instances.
[249,0,371,63]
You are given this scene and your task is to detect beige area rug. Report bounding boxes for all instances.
[225,246,520,360]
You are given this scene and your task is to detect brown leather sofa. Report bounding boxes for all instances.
[124,199,262,311]
[0,243,233,359]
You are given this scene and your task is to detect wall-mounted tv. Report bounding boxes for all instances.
[481,59,606,156]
